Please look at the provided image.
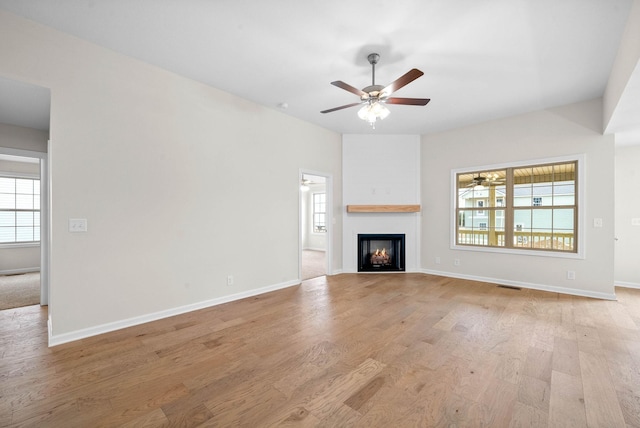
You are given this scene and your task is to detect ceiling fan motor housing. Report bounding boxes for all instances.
[362,85,385,100]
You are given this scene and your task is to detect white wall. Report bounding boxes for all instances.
[0,122,48,153]
[422,99,616,299]
[615,144,640,288]
[342,134,421,272]
[0,11,342,343]
[0,124,47,274]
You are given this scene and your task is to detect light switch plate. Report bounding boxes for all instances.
[69,218,88,232]
[593,218,603,228]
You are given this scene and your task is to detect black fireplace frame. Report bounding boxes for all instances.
[357,233,406,272]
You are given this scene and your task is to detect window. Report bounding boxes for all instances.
[0,176,40,244]
[312,192,326,233]
[455,160,577,253]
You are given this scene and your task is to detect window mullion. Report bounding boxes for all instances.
[504,168,514,248]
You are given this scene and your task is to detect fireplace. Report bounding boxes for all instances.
[358,234,405,272]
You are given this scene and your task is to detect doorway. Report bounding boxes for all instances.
[300,171,332,280]
[0,77,51,312]
[0,150,48,310]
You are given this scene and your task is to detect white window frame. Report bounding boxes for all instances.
[0,172,41,247]
[451,154,585,259]
[312,192,326,234]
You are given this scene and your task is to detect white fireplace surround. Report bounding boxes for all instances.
[342,134,421,273]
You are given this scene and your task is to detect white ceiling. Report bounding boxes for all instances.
[0,0,638,140]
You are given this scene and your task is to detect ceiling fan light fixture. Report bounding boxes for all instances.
[357,101,390,125]
[300,178,310,191]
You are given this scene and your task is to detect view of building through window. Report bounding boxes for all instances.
[456,161,577,253]
[0,176,41,243]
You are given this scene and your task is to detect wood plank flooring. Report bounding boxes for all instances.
[1,273,639,427]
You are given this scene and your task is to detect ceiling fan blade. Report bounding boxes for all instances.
[382,69,424,95]
[320,102,362,114]
[385,97,431,106]
[331,81,367,97]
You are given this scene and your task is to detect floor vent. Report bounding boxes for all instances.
[497,285,522,291]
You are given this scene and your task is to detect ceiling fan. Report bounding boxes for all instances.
[467,173,505,187]
[320,53,430,127]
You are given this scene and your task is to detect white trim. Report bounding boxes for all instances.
[303,247,326,252]
[615,281,640,289]
[48,279,300,347]
[451,243,585,259]
[48,316,53,340]
[0,267,39,275]
[0,242,40,249]
[40,152,49,307]
[0,171,39,179]
[450,154,586,259]
[0,147,47,160]
[421,268,616,300]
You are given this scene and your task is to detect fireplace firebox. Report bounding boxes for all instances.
[357,234,405,272]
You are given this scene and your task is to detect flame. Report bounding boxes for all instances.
[374,248,387,256]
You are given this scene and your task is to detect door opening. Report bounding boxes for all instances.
[300,171,331,280]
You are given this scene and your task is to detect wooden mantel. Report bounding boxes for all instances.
[346,204,421,213]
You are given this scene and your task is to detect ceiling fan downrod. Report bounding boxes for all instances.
[367,53,380,86]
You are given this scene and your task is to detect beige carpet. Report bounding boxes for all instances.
[302,250,326,280]
[0,272,40,310]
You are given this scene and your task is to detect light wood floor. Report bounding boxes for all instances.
[1,274,639,427]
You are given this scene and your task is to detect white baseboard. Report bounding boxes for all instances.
[48,279,300,347]
[420,269,617,300]
[615,281,640,290]
[0,267,40,276]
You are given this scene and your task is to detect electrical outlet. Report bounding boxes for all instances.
[69,218,88,232]
[227,275,234,286]
[454,258,460,266]
[593,218,603,228]
[435,257,441,264]
[567,271,575,280]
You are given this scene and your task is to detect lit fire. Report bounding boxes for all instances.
[371,248,391,265]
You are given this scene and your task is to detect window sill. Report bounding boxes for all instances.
[452,243,584,259]
[0,242,41,249]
